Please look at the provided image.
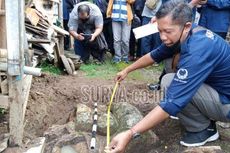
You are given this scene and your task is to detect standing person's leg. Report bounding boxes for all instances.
[141,16,153,56]
[129,29,136,61]
[103,18,114,55]
[121,21,131,63]
[63,19,70,50]
[136,39,142,60]
[112,21,122,63]
[161,73,230,147]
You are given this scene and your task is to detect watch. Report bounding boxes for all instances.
[130,128,141,140]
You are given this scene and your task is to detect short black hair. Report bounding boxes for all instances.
[156,0,193,26]
[78,4,90,15]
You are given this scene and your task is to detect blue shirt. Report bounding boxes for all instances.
[150,26,230,116]
[198,0,230,33]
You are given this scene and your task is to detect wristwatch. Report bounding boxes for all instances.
[130,128,141,140]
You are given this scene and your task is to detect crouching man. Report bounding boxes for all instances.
[108,0,230,152]
[68,2,108,64]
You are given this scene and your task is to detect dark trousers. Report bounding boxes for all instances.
[103,18,114,55]
[141,16,162,56]
[74,39,104,63]
[63,19,70,50]
[129,29,141,58]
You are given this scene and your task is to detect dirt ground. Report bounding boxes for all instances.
[15,71,230,153]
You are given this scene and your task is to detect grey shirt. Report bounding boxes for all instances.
[68,2,103,32]
[142,0,162,18]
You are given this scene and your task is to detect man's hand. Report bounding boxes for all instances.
[150,16,156,24]
[115,69,128,82]
[190,0,207,7]
[108,130,132,153]
[90,34,96,42]
[199,0,207,5]
[76,33,85,41]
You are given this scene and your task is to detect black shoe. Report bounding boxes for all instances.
[147,83,160,91]
[180,121,219,147]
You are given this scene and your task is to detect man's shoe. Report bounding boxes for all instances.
[122,57,129,64]
[180,121,219,147]
[112,57,121,64]
[147,83,160,91]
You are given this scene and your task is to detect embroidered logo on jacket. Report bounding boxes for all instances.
[177,68,188,79]
[206,30,214,40]
[174,68,188,83]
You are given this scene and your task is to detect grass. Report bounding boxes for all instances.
[39,61,62,75]
[80,56,164,81]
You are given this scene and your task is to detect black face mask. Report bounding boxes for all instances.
[170,26,185,54]
[80,18,89,23]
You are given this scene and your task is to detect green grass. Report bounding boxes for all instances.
[80,57,164,81]
[39,61,62,75]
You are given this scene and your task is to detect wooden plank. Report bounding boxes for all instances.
[1,78,8,94]
[0,48,7,58]
[28,39,51,43]
[23,137,45,153]
[8,76,24,146]
[22,74,33,120]
[0,95,8,109]
[58,0,65,56]
[0,10,5,15]
[25,8,40,26]
[0,15,6,48]
[51,25,69,35]
[0,0,4,10]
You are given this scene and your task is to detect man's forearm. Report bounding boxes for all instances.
[131,106,169,134]
[93,26,103,37]
[69,30,78,39]
[125,53,155,73]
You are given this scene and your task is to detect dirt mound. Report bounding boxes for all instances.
[24,73,230,153]
[24,74,157,139]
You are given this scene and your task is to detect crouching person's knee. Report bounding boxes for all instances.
[160,73,175,90]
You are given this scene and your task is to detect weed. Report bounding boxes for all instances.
[39,61,62,75]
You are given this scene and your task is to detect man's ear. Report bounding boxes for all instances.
[184,22,192,33]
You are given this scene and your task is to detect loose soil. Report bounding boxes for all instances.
[2,69,230,153]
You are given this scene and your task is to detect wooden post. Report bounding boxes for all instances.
[58,0,64,55]
[6,0,25,146]
[0,0,6,49]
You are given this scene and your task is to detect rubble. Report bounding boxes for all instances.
[25,0,77,75]
[183,146,223,153]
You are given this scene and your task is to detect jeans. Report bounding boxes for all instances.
[112,21,131,59]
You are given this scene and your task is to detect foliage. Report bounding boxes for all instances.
[80,58,163,82]
[39,61,62,75]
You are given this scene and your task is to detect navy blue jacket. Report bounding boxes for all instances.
[151,26,230,116]
[198,0,230,33]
